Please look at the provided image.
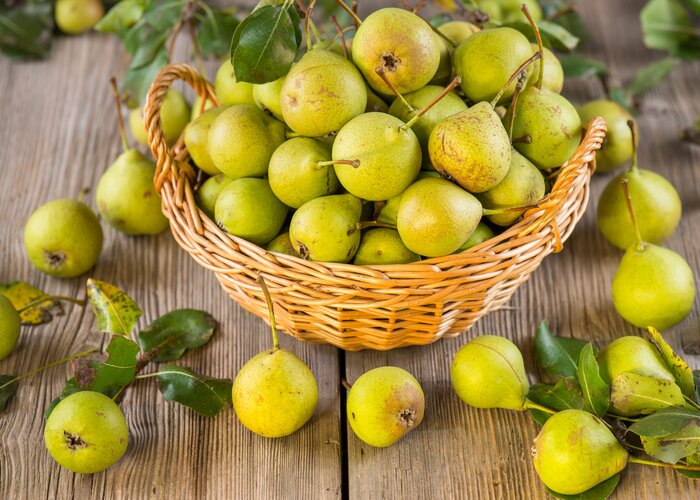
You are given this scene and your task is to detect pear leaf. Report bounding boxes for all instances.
[230,3,301,84]
[647,327,695,397]
[640,0,695,55]
[528,408,552,426]
[0,281,62,325]
[528,378,584,412]
[560,54,608,80]
[87,279,142,336]
[95,0,147,34]
[577,344,610,417]
[629,407,700,437]
[624,57,680,98]
[545,473,620,499]
[641,422,700,464]
[502,19,580,52]
[682,0,700,14]
[0,375,19,412]
[196,7,239,59]
[535,321,590,378]
[610,372,691,416]
[676,453,700,478]
[156,365,232,417]
[138,309,217,362]
[694,370,700,404]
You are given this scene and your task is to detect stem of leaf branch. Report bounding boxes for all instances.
[628,457,700,472]
[168,0,197,61]
[524,400,557,415]
[17,295,86,314]
[0,348,98,391]
[111,347,161,401]
[188,18,205,76]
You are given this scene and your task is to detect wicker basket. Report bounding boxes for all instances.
[144,63,606,351]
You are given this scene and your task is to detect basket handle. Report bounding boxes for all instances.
[143,63,219,194]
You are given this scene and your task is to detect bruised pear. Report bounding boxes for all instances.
[353,228,420,265]
[281,50,367,137]
[533,409,628,495]
[451,335,528,410]
[346,366,425,448]
[597,336,674,386]
[352,8,442,95]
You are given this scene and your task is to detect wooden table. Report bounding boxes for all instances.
[1,0,699,498]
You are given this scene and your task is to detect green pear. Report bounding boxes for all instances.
[24,199,103,278]
[353,228,420,265]
[429,103,512,193]
[0,294,21,361]
[533,409,628,495]
[129,89,190,146]
[597,336,675,385]
[352,8,442,95]
[578,100,633,173]
[365,85,389,113]
[612,242,695,330]
[499,0,543,22]
[184,107,225,176]
[215,178,288,246]
[195,174,233,220]
[281,50,367,137]
[376,172,441,225]
[266,232,299,256]
[207,104,286,178]
[268,138,339,208]
[214,59,255,106]
[451,335,529,410]
[55,0,103,35]
[430,38,453,86]
[129,108,148,146]
[476,150,545,226]
[389,85,467,166]
[96,149,169,235]
[437,21,480,46]
[190,94,215,121]
[453,27,533,104]
[289,194,362,263]
[252,76,285,121]
[332,112,421,201]
[397,177,482,257]
[530,45,563,94]
[454,222,495,252]
[346,366,425,448]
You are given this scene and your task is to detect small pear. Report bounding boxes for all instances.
[190,94,215,121]
[268,138,340,208]
[376,172,441,225]
[451,335,529,410]
[533,409,628,495]
[332,113,421,201]
[352,8,442,95]
[129,89,190,146]
[252,76,286,121]
[492,0,543,23]
[365,85,389,113]
[54,0,103,34]
[232,276,318,438]
[128,107,149,146]
[215,178,288,246]
[397,177,483,257]
[281,50,367,137]
[207,104,286,178]
[289,194,362,262]
[353,228,420,265]
[597,336,675,386]
[214,60,255,106]
[0,294,21,361]
[454,222,495,252]
[529,44,563,94]
[266,232,299,257]
[195,174,233,220]
[184,107,225,176]
[346,366,425,448]
[437,21,480,46]
[578,100,633,173]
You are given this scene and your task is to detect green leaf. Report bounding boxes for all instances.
[560,54,608,80]
[677,453,700,478]
[45,336,140,417]
[545,473,620,499]
[640,0,696,54]
[95,0,147,33]
[535,321,590,378]
[538,1,591,43]
[129,27,169,69]
[624,57,680,98]
[87,279,142,336]
[647,327,696,398]
[641,422,700,464]
[138,309,217,362]
[502,19,580,52]
[609,87,635,115]
[528,408,552,426]
[629,407,700,437]
[0,281,61,325]
[528,378,584,411]
[577,344,610,417]
[156,365,232,417]
[196,7,239,59]
[142,0,186,31]
[695,370,700,404]
[0,375,19,412]
[121,48,169,108]
[230,3,301,84]
[682,0,700,15]
[610,372,691,416]
[682,116,700,145]
[0,1,53,60]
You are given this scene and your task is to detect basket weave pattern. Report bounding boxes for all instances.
[145,63,606,351]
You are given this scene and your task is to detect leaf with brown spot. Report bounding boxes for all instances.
[0,281,62,325]
[87,279,142,336]
[610,372,692,416]
[647,327,695,398]
[641,421,700,464]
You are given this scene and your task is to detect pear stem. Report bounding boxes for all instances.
[512,134,532,144]
[187,18,205,77]
[620,177,645,252]
[521,3,545,89]
[341,378,352,391]
[256,274,279,350]
[16,295,86,315]
[355,221,396,230]
[628,457,700,472]
[401,76,462,131]
[524,400,557,415]
[375,67,415,112]
[330,15,349,58]
[336,0,362,27]
[317,159,360,168]
[507,72,527,142]
[109,77,129,152]
[0,348,99,392]
[628,119,639,173]
[304,0,317,51]
[490,51,542,108]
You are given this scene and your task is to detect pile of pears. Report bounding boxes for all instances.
[176,5,584,265]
